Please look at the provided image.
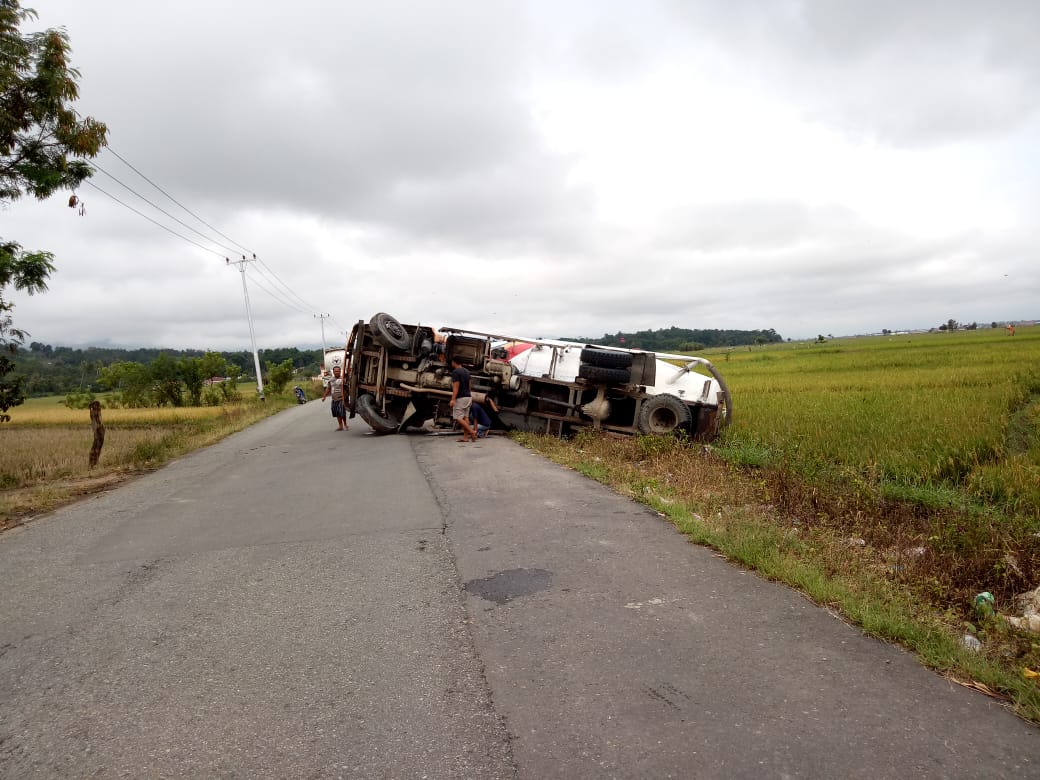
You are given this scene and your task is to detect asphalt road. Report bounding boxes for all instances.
[1,402,1038,778]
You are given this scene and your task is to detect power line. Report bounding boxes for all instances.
[86,178,311,314]
[104,146,253,256]
[253,257,319,313]
[244,264,311,314]
[88,161,239,256]
[85,167,313,313]
[84,145,345,324]
[83,180,226,258]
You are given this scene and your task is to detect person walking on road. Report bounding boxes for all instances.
[322,365,348,431]
[450,356,477,442]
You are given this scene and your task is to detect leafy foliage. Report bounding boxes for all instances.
[0,2,108,202]
[0,353,23,421]
[264,358,294,394]
[0,1,108,417]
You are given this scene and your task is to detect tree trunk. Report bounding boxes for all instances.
[89,401,105,468]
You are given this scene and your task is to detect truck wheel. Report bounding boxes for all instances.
[370,312,411,352]
[637,394,692,435]
[578,365,631,384]
[356,393,399,434]
[580,348,633,368]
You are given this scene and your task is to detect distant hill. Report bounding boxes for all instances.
[563,326,783,351]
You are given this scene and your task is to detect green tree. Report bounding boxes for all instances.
[0,353,23,421]
[200,351,227,380]
[150,352,183,407]
[0,1,107,418]
[99,361,153,407]
[220,362,242,402]
[265,358,294,394]
[179,351,228,406]
[178,356,206,407]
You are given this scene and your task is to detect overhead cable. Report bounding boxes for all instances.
[243,267,311,314]
[253,257,319,312]
[85,144,342,322]
[103,146,254,256]
[88,161,238,256]
[83,181,226,258]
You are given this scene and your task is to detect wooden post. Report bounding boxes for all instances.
[89,401,105,468]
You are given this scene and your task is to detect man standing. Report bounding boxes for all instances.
[322,365,348,431]
[449,356,477,442]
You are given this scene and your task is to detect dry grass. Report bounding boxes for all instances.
[8,399,230,426]
[0,397,296,529]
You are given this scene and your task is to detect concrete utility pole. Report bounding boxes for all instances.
[226,255,265,400]
[314,313,330,356]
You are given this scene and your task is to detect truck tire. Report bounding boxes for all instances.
[356,393,399,434]
[580,348,633,368]
[370,312,411,352]
[637,394,692,435]
[578,365,631,384]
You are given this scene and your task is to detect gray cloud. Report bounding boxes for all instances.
[5,1,1036,352]
[666,0,1040,145]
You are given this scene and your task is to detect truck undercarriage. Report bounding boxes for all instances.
[346,312,732,440]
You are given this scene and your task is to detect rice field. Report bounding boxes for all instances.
[6,397,232,427]
[0,395,296,525]
[709,325,1040,520]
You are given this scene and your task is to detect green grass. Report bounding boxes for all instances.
[711,326,1040,516]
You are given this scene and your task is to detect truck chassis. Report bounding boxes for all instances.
[346,312,732,440]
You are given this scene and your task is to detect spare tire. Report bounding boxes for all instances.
[356,393,399,434]
[578,365,631,384]
[580,348,633,369]
[637,394,692,435]
[370,312,411,352]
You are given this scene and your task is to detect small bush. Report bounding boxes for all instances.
[63,391,96,409]
[715,437,771,468]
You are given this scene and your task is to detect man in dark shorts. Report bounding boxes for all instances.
[321,365,348,431]
[450,356,477,442]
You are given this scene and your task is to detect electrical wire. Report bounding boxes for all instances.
[89,176,315,317]
[83,180,226,258]
[103,146,254,256]
[88,161,239,256]
[252,258,318,312]
[243,266,311,314]
[87,144,344,326]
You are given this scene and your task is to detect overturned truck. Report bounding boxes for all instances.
[346,312,732,440]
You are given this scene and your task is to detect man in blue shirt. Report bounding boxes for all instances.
[470,401,492,438]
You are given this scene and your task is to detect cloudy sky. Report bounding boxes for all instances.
[5,0,1038,350]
